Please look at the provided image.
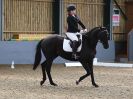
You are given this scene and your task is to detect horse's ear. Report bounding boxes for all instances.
[100,26,106,31]
[99,26,102,30]
[98,25,101,28]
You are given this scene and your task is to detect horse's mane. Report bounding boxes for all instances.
[88,27,99,34]
[84,27,100,40]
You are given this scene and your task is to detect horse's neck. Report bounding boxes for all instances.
[90,39,98,49]
[83,36,98,50]
[84,27,100,49]
[88,32,99,49]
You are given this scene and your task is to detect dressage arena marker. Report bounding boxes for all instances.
[11,61,15,69]
[65,58,133,67]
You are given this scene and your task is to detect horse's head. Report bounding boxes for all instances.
[98,27,109,49]
[84,26,109,49]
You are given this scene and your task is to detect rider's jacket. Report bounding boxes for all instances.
[67,14,86,33]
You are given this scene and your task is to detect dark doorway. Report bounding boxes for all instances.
[53,0,60,34]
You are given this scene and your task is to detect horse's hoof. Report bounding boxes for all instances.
[51,83,58,86]
[93,83,99,88]
[40,81,44,86]
[95,85,99,88]
[76,80,79,85]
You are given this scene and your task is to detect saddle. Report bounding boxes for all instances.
[63,34,82,52]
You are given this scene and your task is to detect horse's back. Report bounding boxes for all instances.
[41,34,63,44]
[41,35,63,53]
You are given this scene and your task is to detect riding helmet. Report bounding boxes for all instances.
[67,4,76,12]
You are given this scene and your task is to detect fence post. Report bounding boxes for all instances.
[59,0,64,35]
[128,29,133,61]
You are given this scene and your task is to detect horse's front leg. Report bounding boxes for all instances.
[76,60,99,87]
[76,62,91,85]
[90,61,99,87]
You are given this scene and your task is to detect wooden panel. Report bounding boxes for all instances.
[3,0,54,40]
[63,0,104,32]
[112,0,129,41]
[126,1,133,33]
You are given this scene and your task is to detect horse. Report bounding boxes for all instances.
[33,27,109,87]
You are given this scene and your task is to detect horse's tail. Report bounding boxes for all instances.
[33,39,43,70]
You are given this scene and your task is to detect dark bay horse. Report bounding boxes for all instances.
[33,27,109,87]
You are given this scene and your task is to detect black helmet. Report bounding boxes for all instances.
[67,4,76,12]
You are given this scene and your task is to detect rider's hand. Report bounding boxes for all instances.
[80,30,84,33]
[84,29,87,32]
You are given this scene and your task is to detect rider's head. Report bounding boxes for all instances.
[67,4,76,15]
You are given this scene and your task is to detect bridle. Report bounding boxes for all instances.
[98,27,109,43]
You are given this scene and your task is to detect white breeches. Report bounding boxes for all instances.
[66,32,80,41]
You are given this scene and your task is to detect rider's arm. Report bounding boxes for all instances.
[78,20,86,29]
[75,15,86,29]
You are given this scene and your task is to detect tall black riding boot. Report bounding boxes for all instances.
[71,40,79,59]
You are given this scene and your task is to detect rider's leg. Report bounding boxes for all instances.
[66,33,79,59]
[76,33,82,44]
[71,40,79,58]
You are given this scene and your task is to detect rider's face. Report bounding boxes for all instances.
[72,10,76,14]
[70,10,76,15]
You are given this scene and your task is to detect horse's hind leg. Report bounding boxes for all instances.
[46,59,57,86]
[40,61,47,86]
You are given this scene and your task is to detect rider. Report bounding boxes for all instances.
[66,4,87,59]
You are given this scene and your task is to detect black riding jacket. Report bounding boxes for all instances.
[67,14,86,33]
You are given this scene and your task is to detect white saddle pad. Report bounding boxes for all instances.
[63,34,82,52]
